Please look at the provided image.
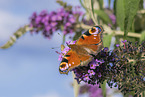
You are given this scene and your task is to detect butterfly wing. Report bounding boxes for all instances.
[59,50,92,74]
[76,26,104,53]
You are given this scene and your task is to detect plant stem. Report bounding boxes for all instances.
[72,72,80,97]
[75,23,141,38]
[101,80,106,97]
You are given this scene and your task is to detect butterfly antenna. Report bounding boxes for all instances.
[51,46,60,49]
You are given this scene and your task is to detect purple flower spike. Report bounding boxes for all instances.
[88,70,95,76]
[29,6,81,39]
[116,44,120,47]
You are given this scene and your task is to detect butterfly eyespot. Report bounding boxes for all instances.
[59,62,69,72]
[89,27,99,35]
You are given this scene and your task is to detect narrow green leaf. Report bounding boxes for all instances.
[0,25,31,49]
[103,34,113,47]
[140,30,145,43]
[97,0,103,9]
[139,0,144,10]
[108,0,111,9]
[116,0,125,31]
[91,0,94,14]
[79,0,88,12]
[124,0,140,38]
[94,10,112,24]
[113,0,117,15]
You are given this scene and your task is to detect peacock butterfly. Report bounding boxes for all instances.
[59,26,104,74]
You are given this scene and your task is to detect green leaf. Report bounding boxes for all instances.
[103,33,113,47]
[140,30,145,43]
[113,0,117,15]
[97,0,103,9]
[79,0,88,12]
[94,10,112,24]
[0,25,31,49]
[116,0,125,31]
[91,0,94,14]
[124,0,140,38]
[139,0,144,10]
[108,0,111,9]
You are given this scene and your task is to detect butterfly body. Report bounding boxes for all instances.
[59,26,104,74]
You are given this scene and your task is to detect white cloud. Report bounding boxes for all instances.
[0,10,27,41]
[33,92,60,97]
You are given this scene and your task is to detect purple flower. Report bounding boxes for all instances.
[30,12,37,19]
[79,84,103,97]
[65,22,71,27]
[89,84,103,97]
[96,59,104,64]
[51,15,57,21]
[121,40,127,43]
[62,47,71,54]
[35,16,42,24]
[50,22,57,27]
[57,16,62,21]
[88,70,95,76]
[89,61,97,69]
[99,59,104,64]
[109,14,116,24]
[58,54,63,61]
[45,26,51,31]
[116,44,120,47]
[69,17,76,23]
[103,47,108,52]
[83,74,90,81]
[96,62,100,66]
[66,40,76,45]
[98,73,102,77]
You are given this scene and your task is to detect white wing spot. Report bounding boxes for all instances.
[72,62,74,64]
[69,64,71,66]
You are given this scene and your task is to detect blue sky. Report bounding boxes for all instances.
[0,0,81,97]
[0,0,125,97]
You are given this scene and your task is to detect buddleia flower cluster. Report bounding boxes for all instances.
[29,5,83,39]
[72,47,117,86]
[58,40,145,96]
